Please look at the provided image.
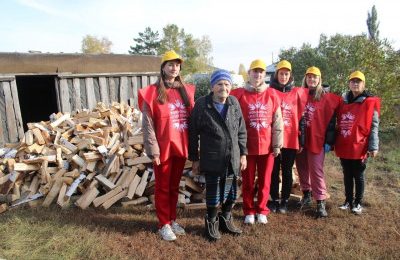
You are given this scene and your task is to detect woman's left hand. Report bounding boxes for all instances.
[240,155,247,171]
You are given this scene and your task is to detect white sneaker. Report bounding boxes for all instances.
[158,224,177,241]
[244,214,255,224]
[256,214,268,224]
[351,204,363,215]
[339,202,351,210]
[171,221,185,235]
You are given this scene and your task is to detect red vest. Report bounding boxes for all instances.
[231,87,280,155]
[273,87,308,149]
[304,93,341,154]
[335,97,380,159]
[138,84,195,162]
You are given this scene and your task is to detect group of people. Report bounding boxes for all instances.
[138,50,380,242]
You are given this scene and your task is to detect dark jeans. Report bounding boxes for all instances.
[340,158,367,205]
[270,148,297,201]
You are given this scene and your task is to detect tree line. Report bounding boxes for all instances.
[80,6,398,126]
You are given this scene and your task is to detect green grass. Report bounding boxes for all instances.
[1,129,399,260]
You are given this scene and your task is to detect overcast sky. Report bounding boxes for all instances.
[1,0,399,72]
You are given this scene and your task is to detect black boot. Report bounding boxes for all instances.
[298,190,312,209]
[268,200,280,213]
[218,212,242,235]
[279,200,288,214]
[204,215,221,241]
[316,200,328,218]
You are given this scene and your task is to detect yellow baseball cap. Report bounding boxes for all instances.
[349,71,365,82]
[249,59,266,71]
[306,66,321,77]
[276,60,292,71]
[161,50,183,64]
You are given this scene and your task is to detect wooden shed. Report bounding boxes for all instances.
[0,52,161,145]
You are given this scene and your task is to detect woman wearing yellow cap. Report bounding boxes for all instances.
[138,50,195,241]
[268,60,308,214]
[295,66,341,217]
[335,71,380,215]
[230,59,283,225]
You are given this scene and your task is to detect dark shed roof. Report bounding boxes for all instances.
[0,52,161,74]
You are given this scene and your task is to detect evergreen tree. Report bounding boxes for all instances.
[367,5,380,42]
[129,27,160,55]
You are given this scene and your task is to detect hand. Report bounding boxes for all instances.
[152,156,160,166]
[324,144,331,153]
[368,150,378,158]
[297,147,303,154]
[273,148,280,157]
[240,155,247,171]
[192,161,200,175]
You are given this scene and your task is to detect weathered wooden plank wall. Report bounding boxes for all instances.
[57,73,158,113]
[0,77,24,145]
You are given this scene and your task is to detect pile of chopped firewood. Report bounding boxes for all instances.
[0,102,206,214]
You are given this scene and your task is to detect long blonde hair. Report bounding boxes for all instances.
[302,75,324,101]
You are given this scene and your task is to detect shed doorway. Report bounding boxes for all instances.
[15,75,58,131]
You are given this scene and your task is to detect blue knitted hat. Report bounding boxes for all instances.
[210,69,232,88]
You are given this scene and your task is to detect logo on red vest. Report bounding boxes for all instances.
[304,102,316,126]
[281,101,293,127]
[339,112,355,137]
[168,100,188,132]
[248,102,271,131]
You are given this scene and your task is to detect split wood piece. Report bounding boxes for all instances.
[102,154,118,177]
[25,130,34,146]
[23,155,56,164]
[40,160,51,184]
[26,143,44,154]
[56,148,63,168]
[127,174,141,199]
[178,194,186,206]
[179,189,192,198]
[86,161,97,173]
[13,163,39,172]
[108,140,120,156]
[83,152,102,162]
[102,189,128,210]
[0,203,8,214]
[134,170,149,197]
[64,169,80,179]
[59,137,78,153]
[76,139,94,151]
[75,187,100,209]
[181,176,203,193]
[78,134,105,146]
[31,128,45,145]
[57,183,69,208]
[28,176,40,196]
[52,168,68,183]
[41,147,56,156]
[127,136,144,145]
[11,182,21,201]
[71,154,85,168]
[106,133,120,149]
[97,145,108,157]
[125,156,152,166]
[65,174,86,197]
[94,174,116,191]
[92,186,123,207]
[121,197,148,208]
[50,113,70,129]
[42,178,63,207]
[118,166,138,189]
[183,202,206,210]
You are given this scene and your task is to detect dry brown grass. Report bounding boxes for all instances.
[1,130,399,260]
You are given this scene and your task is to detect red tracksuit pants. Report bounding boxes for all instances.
[242,154,274,215]
[154,156,186,228]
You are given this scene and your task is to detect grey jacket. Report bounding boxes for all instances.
[189,93,247,176]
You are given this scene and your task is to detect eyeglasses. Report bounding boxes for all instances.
[350,79,362,84]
